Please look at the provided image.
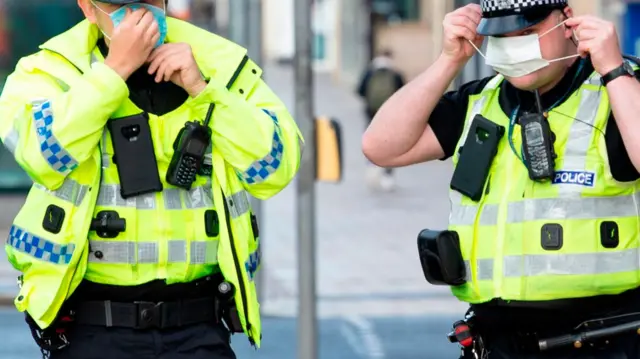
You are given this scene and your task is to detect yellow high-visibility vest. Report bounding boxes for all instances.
[449,62,640,304]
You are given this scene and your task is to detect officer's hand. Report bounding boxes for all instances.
[104,8,160,80]
[441,4,484,65]
[565,16,624,76]
[147,43,207,98]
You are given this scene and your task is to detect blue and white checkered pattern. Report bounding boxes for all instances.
[33,100,79,175]
[245,244,261,280]
[240,109,284,184]
[6,225,75,265]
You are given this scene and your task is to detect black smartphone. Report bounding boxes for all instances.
[107,112,163,199]
[450,115,505,202]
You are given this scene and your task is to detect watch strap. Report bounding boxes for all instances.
[601,62,634,86]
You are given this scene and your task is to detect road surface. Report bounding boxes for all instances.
[0,63,467,358]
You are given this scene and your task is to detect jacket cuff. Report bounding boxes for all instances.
[87,62,130,100]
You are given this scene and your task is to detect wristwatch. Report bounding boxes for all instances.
[601,61,635,86]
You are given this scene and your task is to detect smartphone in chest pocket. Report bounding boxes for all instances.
[107,112,163,199]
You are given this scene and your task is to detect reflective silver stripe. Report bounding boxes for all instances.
[455,94,490,162]
[33,178,89,206]
[450,79,605,225]
[558,87,601,195]
[464,259,494,281]
[506,194,640,223]
[467,248,640,279]
[2,127,19,155]
[96,184,157,209]
[448,89,490,224]
[96,184,216,210]
[227,190,251,218]
[101,128,110,168]
[88,240,218,264]
[452,193,640,226]
[503,249,640,277]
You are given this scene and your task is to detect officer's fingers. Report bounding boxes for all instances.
[461,3,482,17]
[148,32,161,52]
[577,29,599,42]
[123,8,145,26]
[154,58,169,82]
[577,40,592,58]
[147,45,174,63]
[136,10,156,30]
[448,16,478,38]
[458,12,481,27]
[564,16,585,29]
[162,57,181,82]
[456,6,482,25]
[147,51,169,74]
[155,55,179,82]
[448,24,476,42]
[144,20,159,43]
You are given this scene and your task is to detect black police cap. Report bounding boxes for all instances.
[477,0,568,36]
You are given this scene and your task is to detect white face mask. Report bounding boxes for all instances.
[470,19,579,78]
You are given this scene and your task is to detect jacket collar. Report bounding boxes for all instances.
[38,18,248,85]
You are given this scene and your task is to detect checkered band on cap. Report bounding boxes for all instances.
[481,0,567,14]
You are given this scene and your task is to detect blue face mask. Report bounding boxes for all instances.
[93,1,168,48]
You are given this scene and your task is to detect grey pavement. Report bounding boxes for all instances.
[0,63,467,358]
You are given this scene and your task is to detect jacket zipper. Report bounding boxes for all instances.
[221,189,255,345]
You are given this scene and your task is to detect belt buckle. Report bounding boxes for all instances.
[134,301,165,329]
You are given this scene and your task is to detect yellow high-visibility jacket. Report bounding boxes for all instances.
[0,18,304,347]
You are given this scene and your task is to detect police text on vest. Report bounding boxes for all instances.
[552,171,595,187]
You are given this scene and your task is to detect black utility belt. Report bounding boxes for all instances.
[75,297,218,330]
[71,280,244,332]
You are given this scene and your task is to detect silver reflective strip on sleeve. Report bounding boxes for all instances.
[227,190,251,218]
[33,179,89,207]
[88,239,219,264]
[101,128,110,168]
[2,127,19,155]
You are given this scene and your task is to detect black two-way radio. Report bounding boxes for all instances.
[520,90,557,181]
[166,104,214,190]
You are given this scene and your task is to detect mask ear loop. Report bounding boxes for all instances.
[90,0,114,41]
[467,39,487,60]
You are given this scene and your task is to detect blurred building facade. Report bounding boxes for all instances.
[260,0,628,87]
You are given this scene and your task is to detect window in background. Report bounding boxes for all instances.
[372,0,420,22]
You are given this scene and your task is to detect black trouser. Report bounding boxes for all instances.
[459,328,640,359]
[49,322,236,359]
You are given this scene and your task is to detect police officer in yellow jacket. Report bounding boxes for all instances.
[0,0,303,358]
[363,0,640,358]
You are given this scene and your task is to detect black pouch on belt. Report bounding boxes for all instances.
[417,229,466,286]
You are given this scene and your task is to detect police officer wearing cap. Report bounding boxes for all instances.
[0,0,303,358]
[363,0,640,358]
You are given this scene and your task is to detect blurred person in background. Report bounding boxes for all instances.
[167,0,190,21]
[357,49,405,192]
[0,0,303,358]
[363,0,640,357]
